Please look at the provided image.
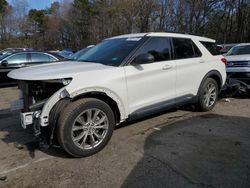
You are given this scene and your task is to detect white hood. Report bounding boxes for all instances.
[8,61,110,80]
[225,54,250,61]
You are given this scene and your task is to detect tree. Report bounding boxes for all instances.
[0,0,10,44]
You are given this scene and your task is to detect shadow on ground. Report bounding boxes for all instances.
[121,114,250,188]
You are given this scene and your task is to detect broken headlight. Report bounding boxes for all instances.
[43,78,72,86]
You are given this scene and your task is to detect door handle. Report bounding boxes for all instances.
[162,64,173,70]
[199,59,205,63]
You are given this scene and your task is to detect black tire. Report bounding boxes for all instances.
[57,98,115,157]
[196,78,218,112]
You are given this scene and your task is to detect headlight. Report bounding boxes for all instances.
[44,78,72,85]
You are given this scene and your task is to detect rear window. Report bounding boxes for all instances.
[172,38,202,59]
[200,41,221,55]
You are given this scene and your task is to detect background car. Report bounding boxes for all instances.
[225,43,250,86]
[0,51,65,86]
[58,48,74,58]
[0,48,33,57]
[219,44,238,54]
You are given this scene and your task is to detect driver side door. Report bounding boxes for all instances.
[124,37,176,115]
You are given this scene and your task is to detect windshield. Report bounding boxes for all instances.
[227,45,250,56]
[77,37,143,66]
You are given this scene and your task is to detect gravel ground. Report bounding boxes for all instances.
[0,87,249,188]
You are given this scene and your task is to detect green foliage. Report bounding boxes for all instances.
[28,9,47,33]
[0,0,8,13]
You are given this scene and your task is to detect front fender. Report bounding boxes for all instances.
[39,87,127,127]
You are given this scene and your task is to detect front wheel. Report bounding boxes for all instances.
[196,78,218,111]
[57,98,115,157]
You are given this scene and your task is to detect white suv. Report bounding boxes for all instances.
[8,32,226,157]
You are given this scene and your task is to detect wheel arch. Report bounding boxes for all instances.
[199,70,223,92]
[195,70,223,102]
[70,89,127,125]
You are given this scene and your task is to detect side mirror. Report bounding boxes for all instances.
[133,53,154,65]
[1,60,8,66]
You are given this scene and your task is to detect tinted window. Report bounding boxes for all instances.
[173,38,201,59]
[201,41,221,55]
[31,53,55,63]
[6,53,27,64]
[78,38,142,66]
[134,37,171,62]
[227,45,250,56]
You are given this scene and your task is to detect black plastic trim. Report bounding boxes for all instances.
[128,94,195,121]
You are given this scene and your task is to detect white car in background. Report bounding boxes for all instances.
[225,43,250,85]
[8,32,226,157]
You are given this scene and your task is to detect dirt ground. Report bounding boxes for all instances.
[0,87,249,188]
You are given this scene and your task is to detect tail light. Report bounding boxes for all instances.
[221,57,227,65]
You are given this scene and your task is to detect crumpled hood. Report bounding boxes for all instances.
[8,61,109,80]
[225,54,250,62]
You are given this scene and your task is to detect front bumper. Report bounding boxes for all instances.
[227,72,250,85]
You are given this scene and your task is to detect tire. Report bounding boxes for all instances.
[57,98,115,157]
[196,78,218,112]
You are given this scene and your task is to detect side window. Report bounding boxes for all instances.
[31,53,51,63]
[134,37,171,62]
[200,41,221,55]
[172,38,201,59]
[6,53,27,64]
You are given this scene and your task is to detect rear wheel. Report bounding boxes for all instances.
[196,78,218,111]
[57,98,115,157]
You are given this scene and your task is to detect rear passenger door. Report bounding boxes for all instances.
[125,37,176,114]
[172,37,203,101]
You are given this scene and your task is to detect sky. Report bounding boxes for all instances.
[7,0,65,10]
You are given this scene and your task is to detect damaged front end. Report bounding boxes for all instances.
[221,76,250,97]
[16,80,71,148]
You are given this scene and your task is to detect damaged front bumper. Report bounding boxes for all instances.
[221,77,250,96]
[14,80,70,147]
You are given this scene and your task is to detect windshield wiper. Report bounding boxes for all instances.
[78,60,95,62]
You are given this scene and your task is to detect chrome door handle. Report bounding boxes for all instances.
[162,64,173,70]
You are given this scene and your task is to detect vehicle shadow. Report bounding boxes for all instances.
[121,114,250,188]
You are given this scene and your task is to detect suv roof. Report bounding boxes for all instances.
[108,32,215,43]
